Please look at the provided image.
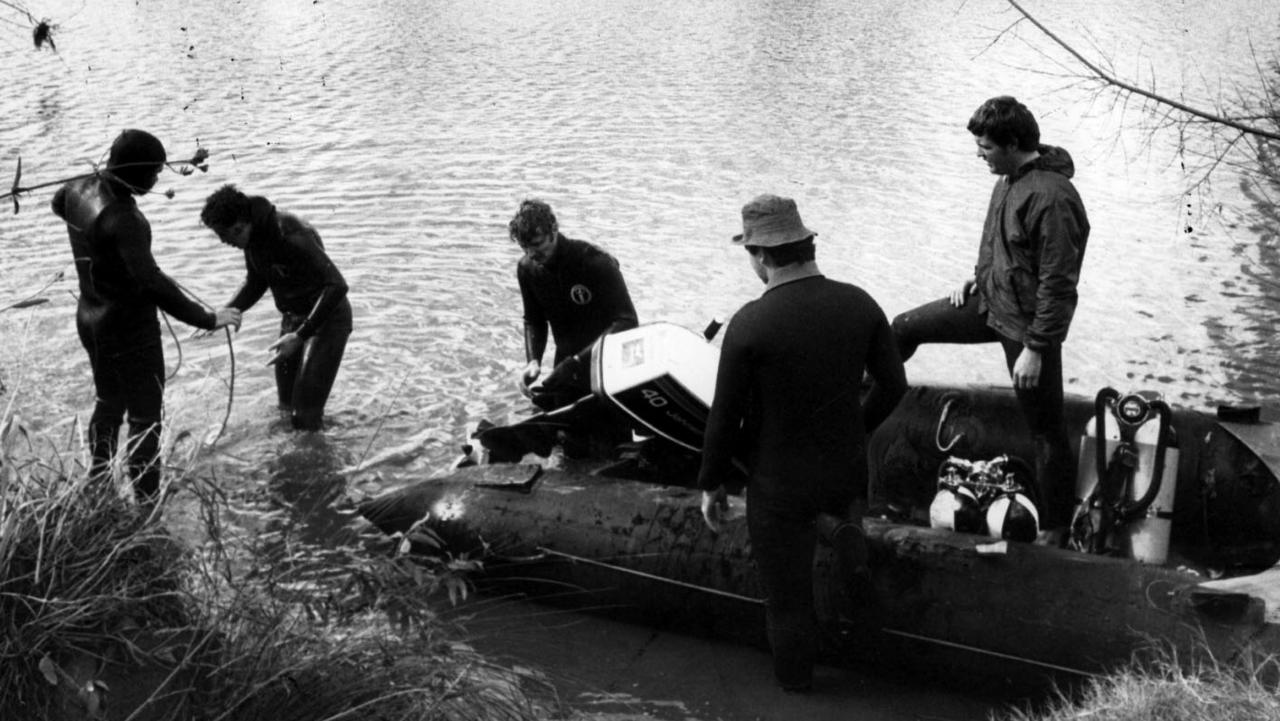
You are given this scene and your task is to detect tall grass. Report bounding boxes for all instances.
[0,406,560,721]
[996,645,1280,721]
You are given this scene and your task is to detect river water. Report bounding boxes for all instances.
[2,0,1278,718]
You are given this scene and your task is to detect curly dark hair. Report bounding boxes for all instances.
[200,184,253,229]
[508,199,558,245]
[967,96,1040,151]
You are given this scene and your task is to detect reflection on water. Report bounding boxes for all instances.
[2,0,1280,717]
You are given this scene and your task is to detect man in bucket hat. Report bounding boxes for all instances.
[697,194,907,692]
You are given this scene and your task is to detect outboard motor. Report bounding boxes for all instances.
[1070,388,1179,564]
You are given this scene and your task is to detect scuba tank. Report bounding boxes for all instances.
[928,455,1038,541]
[1069,388,1179,564]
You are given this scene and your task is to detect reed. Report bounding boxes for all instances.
[0,406,559,721]
[997,643,1280,721]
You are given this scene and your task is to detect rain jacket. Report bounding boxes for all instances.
[974,145,1090,352]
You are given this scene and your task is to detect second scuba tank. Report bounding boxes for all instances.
[929,456,1037,540]
[1070,388,1179,564]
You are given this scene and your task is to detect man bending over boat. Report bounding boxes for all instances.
[891,96,1090,540]
[201,184,352,431]
[698,195,908,692]
[508,199,639,412]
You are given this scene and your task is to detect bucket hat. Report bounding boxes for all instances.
[731,194,817,247]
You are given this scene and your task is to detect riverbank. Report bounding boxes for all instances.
[0,408,559,721]
[4,403,1279,720]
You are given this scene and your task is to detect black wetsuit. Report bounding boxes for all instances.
[52,176,218,502]
[227,197,350,431]
[697,271,907,690]
[517,234,638,410]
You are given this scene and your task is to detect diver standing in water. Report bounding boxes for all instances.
[52,129,242,504]
[890,96,1090,540]
[201,184,352,432]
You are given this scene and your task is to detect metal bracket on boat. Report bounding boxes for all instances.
[473,463,544,493]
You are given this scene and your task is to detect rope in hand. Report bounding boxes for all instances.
[210,326,235,447]
[163,277,238,449]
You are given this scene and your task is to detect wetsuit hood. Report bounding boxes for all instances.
[107,129,167,193]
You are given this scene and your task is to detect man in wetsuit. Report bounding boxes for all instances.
[509,199,638,411]
[698,195,908,692]
[890,96,1090,540]
[201,184,352,432]
[52,129,242,504]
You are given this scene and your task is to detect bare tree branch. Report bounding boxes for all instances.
[1005,0,1280,142]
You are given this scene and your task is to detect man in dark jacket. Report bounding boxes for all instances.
[201,184,352,431]
[698,194,908,692]
[891,96,1090,536]
[509,199,638,411]
[52,129,241,503]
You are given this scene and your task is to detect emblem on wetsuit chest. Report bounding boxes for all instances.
[569,284,593,305]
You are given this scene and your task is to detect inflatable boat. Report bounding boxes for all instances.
[358,322,1280,686]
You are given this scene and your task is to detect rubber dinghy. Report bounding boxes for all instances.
[358,322,1280,687]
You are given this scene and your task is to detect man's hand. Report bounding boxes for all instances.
[700,485,729,534]
[519,360,541,398]
[1012,346,1042,389]
[212,307,242,332]
[267,332,303,367]
[949,279,976,308]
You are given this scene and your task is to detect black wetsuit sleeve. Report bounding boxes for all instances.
[288,225,348,340]
[524,322,548,364]
[227,267,269,313]
[103,207,216,329]
[518,266,549,363]
[861,307,908,433]
[697,320,750,491]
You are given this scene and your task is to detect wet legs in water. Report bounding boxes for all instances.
[276,301,352,431]
[84,340,165,504]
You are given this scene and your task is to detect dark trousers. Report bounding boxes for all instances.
[278,298,352,431]
[79,333,165,503]
[891,295,1075,527]
[747,493,820,690]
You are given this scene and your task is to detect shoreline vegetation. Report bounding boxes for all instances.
[0,404,560,721]
[2,401,1279,721]
[997,649,1280,721]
